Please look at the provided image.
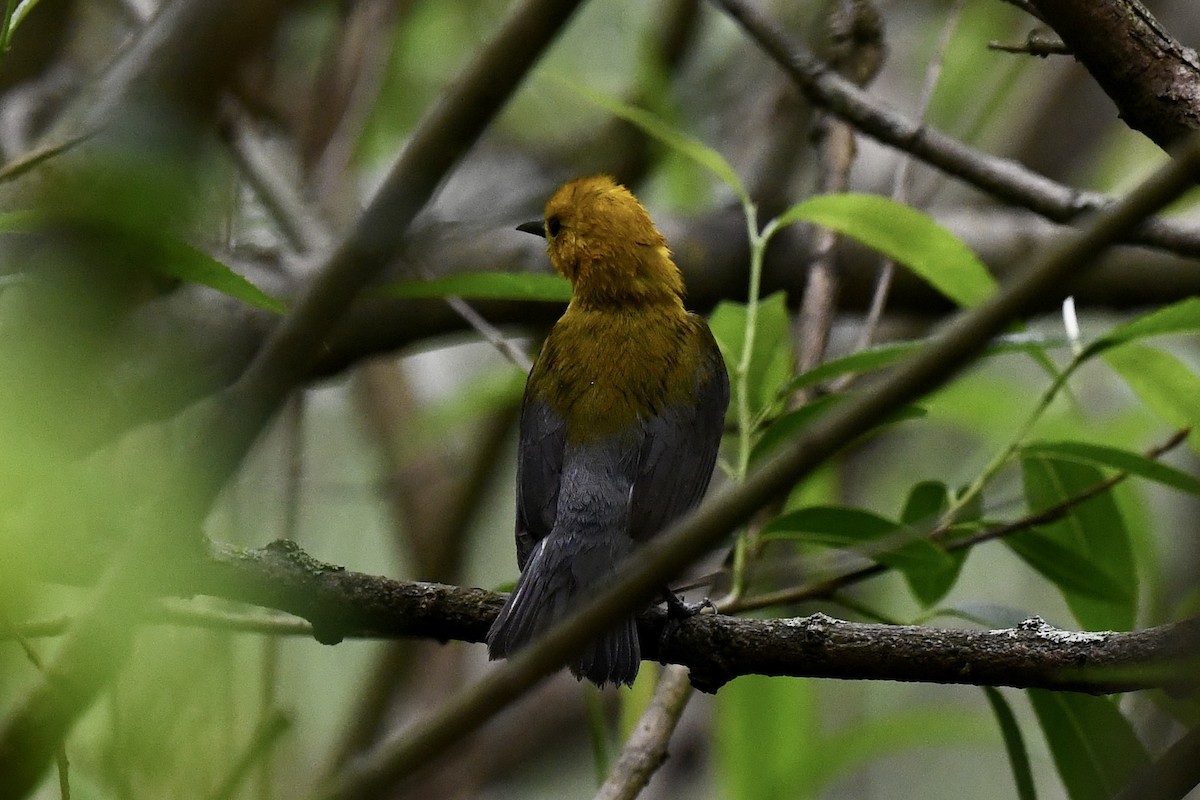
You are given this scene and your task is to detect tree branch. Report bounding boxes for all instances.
[50,538,1187,698]
[1028,0,1200,150]
[797,0,884,376]
[593,665,693,800]
[709,0,1200,256]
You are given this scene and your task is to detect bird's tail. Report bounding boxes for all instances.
[486,534,640,687]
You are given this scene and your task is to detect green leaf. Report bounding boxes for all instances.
[375,271,572,302]
[984,688,1037,800]
[709,292,794,424]
[901,481,950,528]
[551,76,749,205]
[1104,343,1200,454]
[1004,530,1130,603]
[156,240,286,314]
[1021,440,1200,495]
[1011,457,1137,630]
[1085,296,1200,357]
[772,194,998,307]
[762,505,956,602]
[0,210,285,313]
[2,0,48,48]
[751,395,842,463]
[1028,690,1149,800]
[751,393,925,464]
[785,341,923,394]
[900,481,966,606]
[782,336,1058,395]
[763,505,897,541]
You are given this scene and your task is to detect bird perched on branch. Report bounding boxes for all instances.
[487,175,729,686]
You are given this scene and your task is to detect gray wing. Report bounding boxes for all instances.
[628,332,729,542]
[515,395,567,569]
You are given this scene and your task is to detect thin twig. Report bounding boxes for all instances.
[220,102,332,256]
[988,33,1070,57]
[728,427,1190,613]
[797,0,884,380]
[0,132,91,185]
[593,665,694,800]
[445,296,533,371]
[854,0,963,354]
[0,606,317,640]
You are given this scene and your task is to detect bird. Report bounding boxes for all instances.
[486,175,729,686]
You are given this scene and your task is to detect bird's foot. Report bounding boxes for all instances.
[664,591,716,619]
[660,591,715,648]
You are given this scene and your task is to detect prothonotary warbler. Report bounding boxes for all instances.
[487,175,730,686]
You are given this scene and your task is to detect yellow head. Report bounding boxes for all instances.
[519,175,685,307]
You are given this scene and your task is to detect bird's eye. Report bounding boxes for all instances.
[546,216,562,237]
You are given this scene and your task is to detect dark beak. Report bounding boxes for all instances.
[516,220,545,238]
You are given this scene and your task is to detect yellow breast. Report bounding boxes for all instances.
[528,303,702,442]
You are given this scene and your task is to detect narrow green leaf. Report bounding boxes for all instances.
[1085,296,1200,357]
[751,395,842,463]
[763,505,898,540]
[1028,690,1149,800]
[900,481,966,607]
[1012,457,1136,630]
[552,77,749,205]
[376,271,572,302]
[1004,530,1130,603]
[710,292,794,424]
[785,341,923,394]
[1104,343,1200,453]
[0,211,285,313]
[1021,440,1200,495]
[752,395,925,464]
[762,506,955,589]
[4,0,47,45]
[984,688,1037,800]
[157,240,285,314]
[772,194,998,307]
[783,336,1058,395]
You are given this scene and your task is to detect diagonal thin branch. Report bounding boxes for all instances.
[797,0,884,379]
[593,665,694,800]
[709,0,1200,257]
[854,0,963,353]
